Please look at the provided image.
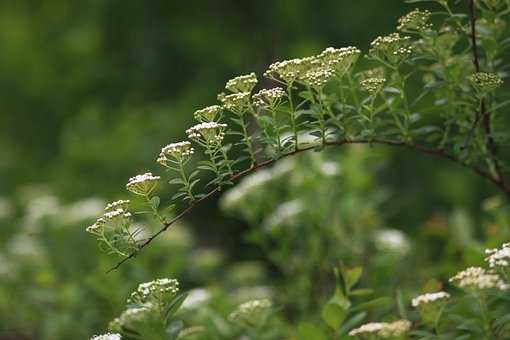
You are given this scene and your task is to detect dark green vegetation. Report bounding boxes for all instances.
[1,1,510,339]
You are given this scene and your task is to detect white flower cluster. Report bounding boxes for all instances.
[411,291,450,307]
[252,87,286,109]
[229,299,272,322]
[318,46,361,78]
[157,141,194,166]
[128,278,180,304]
[302,66,335,88]
[349,320,411,338]
[374,229,411,255]
[397,9,432,32]
[126,172,160,196]
[469,72,503,94]
[485,242,510,268]
[186,122,227,145]
[221,169,273,210]
[220,92,251,112]
[90,333,121,340]
[264,58,309,84]
[449,267,509,291]
[194,105,222,122]
[104,208,132,220]
[105,200,130,212]
[264,46,360,86]
[86,206,132,234]
[369,33,413,63]
[264,200,304,230]
[360,77,386,94]
[109,304,155,330]
[226,72,258,93]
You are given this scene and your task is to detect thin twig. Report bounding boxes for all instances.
[107,138,508,273]
[467,0,506,189]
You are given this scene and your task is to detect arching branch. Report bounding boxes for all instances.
[107,138,508,273]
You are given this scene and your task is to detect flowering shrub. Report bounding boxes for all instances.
[83,0,510,339]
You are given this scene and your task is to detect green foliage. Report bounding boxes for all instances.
[3,0,510,339]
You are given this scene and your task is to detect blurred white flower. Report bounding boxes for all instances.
[485,242,510,268]
[128,278,179,305]
[220,169,272,210]
[182,288,211,309]
[90,333,121,340]
[349,320,411,338]
[126,172,160,196]
[412,291,450,307]
[8,234,43,258]
[374,229,411,255]
[449,267,509,291]
[264,200,303,230]
[320,161,341,176]
[24,194,60,230]
[63,198,105,224]
[230,286,273,305]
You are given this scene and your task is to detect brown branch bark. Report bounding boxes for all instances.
[107,138,509,273]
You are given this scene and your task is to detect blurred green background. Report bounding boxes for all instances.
[1,1,508,339]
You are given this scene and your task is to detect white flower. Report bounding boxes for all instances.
[157,141,194,166]
[300,66,334,88]
[252,88,286,109]
[320,161,341,176]
[128,278,180,304]
[225,72,258,93]
[220,92,251,112]
[110,304,156,328]
[229,299,272,324]
[317,46,361,77]
[349,322,386,336]
[105,200,130,212]
[220,169,273,210]
[103,208,132,220]
[485,242,510,268]
[397,9,432,32]
[374,229,411,255]
[264,58,308,84]
[360,77,386,94]
[194,105,222,122]
[449,267,509,291]
[186,122,227,145]
[182,288,211,309]
[412,291,450,307]
[126,172,160,196]
[86,207,132,234]
[349,320,411,338]
[469,72,503,94]
[264,200,303,230]
[369,33,412,63]
[90,333,121,340]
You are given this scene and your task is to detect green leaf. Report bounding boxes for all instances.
[344,266,363,291]
[168,178,184,185]
[338,312,367,335]
[297,322,328,340]
[150,196,160,210]
[350,297,392,313]
[165,292,188,322]
[172,192,187,200]
[349,288,374,296]
[321,297,347,330]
